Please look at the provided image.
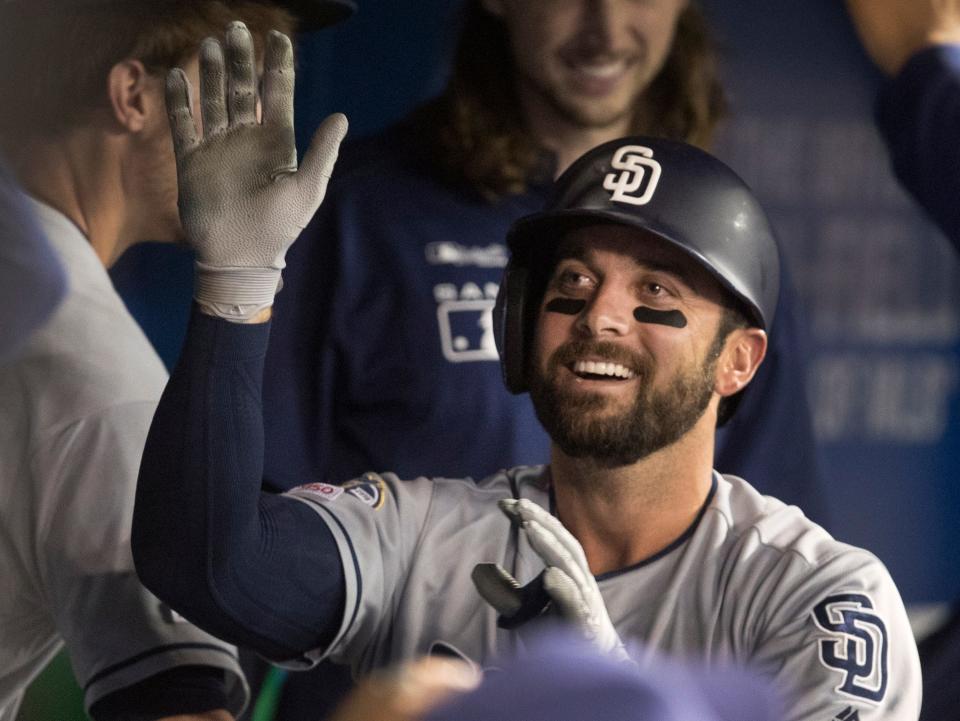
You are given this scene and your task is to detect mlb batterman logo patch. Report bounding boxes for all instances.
[343,473,388,510]
[603,145,662,206]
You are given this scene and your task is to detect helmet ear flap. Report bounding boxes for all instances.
[494,262,530,394]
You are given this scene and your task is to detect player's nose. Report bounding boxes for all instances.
[576,0,615,53]
[575,284,632,338]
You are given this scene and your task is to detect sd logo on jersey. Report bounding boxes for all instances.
[343,473,388,510]
[812,593,888,702]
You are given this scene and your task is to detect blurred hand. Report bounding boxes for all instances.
[327,657,481,721]
[166,21,347,322]
[845,0,960,75]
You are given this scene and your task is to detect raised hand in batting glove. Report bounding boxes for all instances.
[166,21,348,322]
[473,498,633,664]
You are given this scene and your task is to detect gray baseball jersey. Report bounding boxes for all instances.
[0,200,248,721]
[286,467,921,721]
[0,161,64,362]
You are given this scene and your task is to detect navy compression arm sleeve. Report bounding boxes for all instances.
[133,308,345,662]
[876,45,960,248]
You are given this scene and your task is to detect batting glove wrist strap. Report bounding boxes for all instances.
[194,263,281,322]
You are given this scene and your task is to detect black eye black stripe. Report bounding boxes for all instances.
[545,298,586,315]
[545,297,686,328]
[634,306,687,328]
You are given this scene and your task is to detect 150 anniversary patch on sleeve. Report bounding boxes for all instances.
[291,473,388,511]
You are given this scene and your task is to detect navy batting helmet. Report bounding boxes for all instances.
[495,135,781,397]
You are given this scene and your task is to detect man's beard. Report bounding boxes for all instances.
[529,337,720,468]
[518,64,639,132]
[544,86,635,131]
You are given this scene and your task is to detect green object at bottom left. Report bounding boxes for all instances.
[16,650,87,721]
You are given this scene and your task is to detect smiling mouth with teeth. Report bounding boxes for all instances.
[570,60,626,78]
[571,360,637,381]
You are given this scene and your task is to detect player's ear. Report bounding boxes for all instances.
[106,59,158,134]
[713,327,767,399]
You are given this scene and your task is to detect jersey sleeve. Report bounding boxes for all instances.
[33,403,248,717]
[748,548,921,721]
[284,472,436,670]
[0,164,66,363]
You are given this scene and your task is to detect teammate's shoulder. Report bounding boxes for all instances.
[2,298,166,440]
[711,473,878,570]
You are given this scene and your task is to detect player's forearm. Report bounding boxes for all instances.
[133,307,345,661]
[876,45,960,248]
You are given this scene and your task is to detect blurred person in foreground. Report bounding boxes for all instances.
[327,634,781,721]
[0,161,65,363]
[0,2,351,719]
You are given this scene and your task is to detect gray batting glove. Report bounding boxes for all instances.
[474,498,633,664]
[166,22,348,322]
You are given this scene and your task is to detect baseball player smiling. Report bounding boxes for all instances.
[132,24,921,721]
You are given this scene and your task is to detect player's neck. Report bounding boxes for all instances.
[548,416,716,577]
[542,128,628,179]
[519,97,633,177]
[17,131,132,268]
